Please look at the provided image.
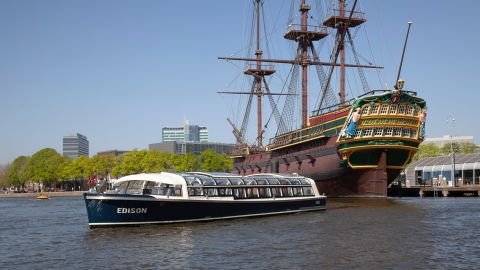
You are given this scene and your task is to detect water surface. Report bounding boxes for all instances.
[1,197,479,269]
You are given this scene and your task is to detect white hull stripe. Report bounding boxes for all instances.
[85,195,325,203]
[89,206,325,227]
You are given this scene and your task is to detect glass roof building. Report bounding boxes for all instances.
[405,153,480,187]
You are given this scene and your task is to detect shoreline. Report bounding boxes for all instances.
[0,191,84,198]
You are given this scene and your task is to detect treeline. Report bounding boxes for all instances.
[0,148,232,189]
[411,142,478,163]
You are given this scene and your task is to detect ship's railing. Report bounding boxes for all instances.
[286,24,328,33]
[311,89,418,116]
[268,123,327,149]
[312,99,354,116]
[326,9,365,20]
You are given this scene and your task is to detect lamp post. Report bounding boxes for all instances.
[446,116,456,187]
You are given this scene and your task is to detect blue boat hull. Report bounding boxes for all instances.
[84,193,326,228]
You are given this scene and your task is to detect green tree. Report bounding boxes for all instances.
[26,148,68,188]
[174,152,199,172]
[91,154,116,178]
[200,149,232,172]
[113,150,148,176]
[411,143,441,163]
[62,156,92,180]
[0,164,11,187]
[459,142,478,154]
[6,156,29,188]
[141,150,174,173]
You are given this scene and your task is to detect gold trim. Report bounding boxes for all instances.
[338,144,417,153]
[348,165,408,170]
[336,136,421,146]
[361,114,420,120]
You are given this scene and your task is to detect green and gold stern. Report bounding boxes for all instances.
[336,90,426,169]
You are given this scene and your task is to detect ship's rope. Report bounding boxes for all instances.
[239,79,257,140]
[277,46,301,135]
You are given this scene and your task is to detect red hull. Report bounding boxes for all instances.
[232,135,400,197]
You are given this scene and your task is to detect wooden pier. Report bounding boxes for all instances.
[388,185,480,197]
[419,186,480,197]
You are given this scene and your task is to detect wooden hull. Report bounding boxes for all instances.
[232,135,401,197]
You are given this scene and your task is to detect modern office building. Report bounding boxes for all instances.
[405,153,480,187]
[149,141,234,156]
[63,133,89,159]
[162,122,208,142]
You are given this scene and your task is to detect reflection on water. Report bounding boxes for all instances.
[1,197,479,269]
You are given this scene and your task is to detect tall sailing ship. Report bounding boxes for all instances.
[219,0,427,197]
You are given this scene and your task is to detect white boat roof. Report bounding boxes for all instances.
[113,172,317,187]
[114,172,185,186]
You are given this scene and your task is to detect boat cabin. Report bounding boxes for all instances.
[112,172,320,200]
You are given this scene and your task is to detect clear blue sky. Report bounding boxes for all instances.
[1,0,479,164]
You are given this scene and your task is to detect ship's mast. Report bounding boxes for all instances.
[219,0,379,146]
[300,1,309,128]
[339,0,346,103]
[255,0,263,146]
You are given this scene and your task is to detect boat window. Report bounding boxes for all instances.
[187,179,204,196]
[363,128,373,137]
[229,178,245,185]
[355,128,362,138]
[380,104,389,114]
[361,105,370,115]
[384,127,393,136]
[277,179,293,197]
[389,104,397,114]
[374,128,383,137]
[117,182,129,194]
[303,187,314,196]
[413,105,420,116]
[233,187,247,199]
[297,178,310,185]
[267,179,280,185]
[406,105,414,115]
[393,128,402,137]
[370,104,379,114]
[125,180,144,195]
[402,128,411,137]
[215,178,232,196]
[196,175,217,186]
[398,105,406,114]
[410,129,417,138]
[142,181,156,195]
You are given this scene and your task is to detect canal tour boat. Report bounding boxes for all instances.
[84,172,326,228]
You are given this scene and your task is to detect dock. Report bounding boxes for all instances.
[388,185,480,197]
